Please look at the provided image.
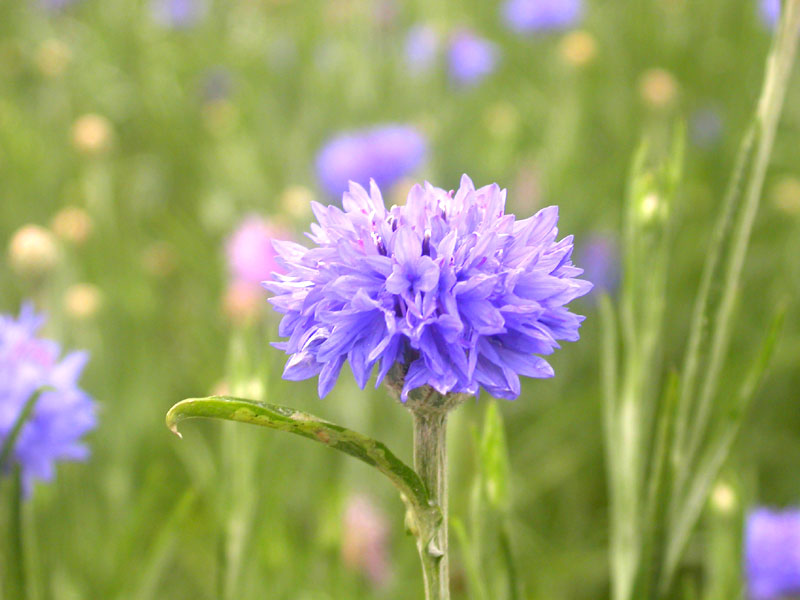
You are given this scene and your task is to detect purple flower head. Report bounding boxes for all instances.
[760,0,780,28]
[316,125,427,199]
[151,0,206,28]
[226,217,287,286]
[502,0,583,33]
[745,508,800,599]
[405,24,440,75]
[578,234,619,296]
[448,31,499,87]
[0,304,96,495]
[40,0,80,10]
[267,175,592,401]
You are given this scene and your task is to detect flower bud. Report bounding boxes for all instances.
[71,114,113,156]
[559,30,597,67]
[710,481,737,515]
[638,68,679,110]
[64,283,103,320]
[638,192,663,222]
[8,225,60,277]
[51,206,93,246]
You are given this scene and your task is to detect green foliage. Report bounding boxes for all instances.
[603,4,800,598]
[2,0,800,598]
[479,402,511,513]
[167,395,435,518]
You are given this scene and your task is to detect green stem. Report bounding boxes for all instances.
[412,408,449,600]
[681,0,800,486]
[4,467,27,600]
[499,517,522,600]
[1,389,46,470]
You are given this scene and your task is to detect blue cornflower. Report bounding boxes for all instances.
[448,31,499,87]
[315,125,427,198]
[151,0,206,28]
[40,0,80,9]
[0,304,96,494]
[405,24,440,75]
[745,508,800,599]
[502,0,583,33]
[760,0,780,28]
[267,175,592,401]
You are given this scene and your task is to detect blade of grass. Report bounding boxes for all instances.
[662,306,785,593]
[680,0,800,493]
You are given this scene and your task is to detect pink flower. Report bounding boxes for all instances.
[226,217,287,286]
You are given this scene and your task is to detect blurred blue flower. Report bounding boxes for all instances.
[40,0,80,10]
[151,0,206,28]
[448,31,499,87]
[267,175,591,400]
[690,107,724,149]
[315,125,427,198]
[578,234,619,296]
[745,508,800,599]
[502,0,583,33]
[405,24,440,75]
[0,304,96,495]
[760,0,780,28]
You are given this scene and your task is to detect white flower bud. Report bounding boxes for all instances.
[71,114,112,156]
[51,206,93,245]
[8,225,59,277]
[64,283,103,320]
[711,481,737,515]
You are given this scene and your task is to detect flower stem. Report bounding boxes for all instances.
[3,466,27,600]
[412,408,449,600]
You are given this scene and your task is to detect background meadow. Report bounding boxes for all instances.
[1,0,800,598]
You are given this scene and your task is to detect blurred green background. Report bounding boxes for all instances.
[1,0,799,598]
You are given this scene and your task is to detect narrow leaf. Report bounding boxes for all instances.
[166,396,434,517]
[451,517,488,600]
[661,306,785,594]
[480,401,511,512]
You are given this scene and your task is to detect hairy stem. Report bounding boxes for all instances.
[412,408,449,600]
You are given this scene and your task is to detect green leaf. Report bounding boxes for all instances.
[451,517,488,600]
[480,401,511,512]
[166,395,437,526]
[1,467,26,600]
[661,305,785,594]
[132,489,197,600]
